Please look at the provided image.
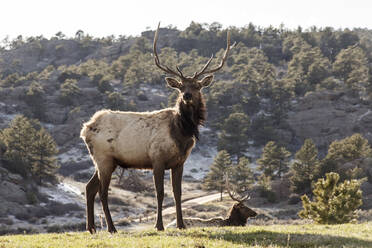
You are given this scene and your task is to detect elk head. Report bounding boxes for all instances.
[226,176,257,219]
[153,23,235,105]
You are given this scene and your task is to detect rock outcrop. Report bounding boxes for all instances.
[287,90,372,153]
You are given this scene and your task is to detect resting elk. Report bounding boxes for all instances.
[166,188,257,228]
[80,23,235,233]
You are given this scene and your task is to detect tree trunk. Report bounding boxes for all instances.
[220,186,223,201]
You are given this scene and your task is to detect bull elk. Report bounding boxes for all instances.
[166,178,257,228]
[80,23,235,233]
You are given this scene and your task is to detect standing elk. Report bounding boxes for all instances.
[80,23,235,233]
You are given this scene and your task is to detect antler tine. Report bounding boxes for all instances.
[153,22,184,78]
[194,31,236,79]
[225,175,241,202]
[176,65,184,78]
[225,173,250,203]
[240,195,250,202]
[193,55,214,79]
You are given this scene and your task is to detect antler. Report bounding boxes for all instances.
[153,23,185,79]
[193,31,236,79]
[225,175,250,203]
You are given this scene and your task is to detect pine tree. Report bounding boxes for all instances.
[270,79,292,125]
[299,172,365,224]
[257,141,291,179]
[203,150,232,201]
[277,146,291,178]
[290,139,320,194]
[0,115,37,176]
[60,78,81,105]
[217,112,250,158]
[31,127,59,184]
[229,156,254,193]
[333,45,369,91]
[24,81,46,119]
[231,46,276,97]
[284,37,332,96]
[0,115,59,182]
[257,141,277,178]
[105,91,127,110]
[326,133,371,162]
[320,133,372,181]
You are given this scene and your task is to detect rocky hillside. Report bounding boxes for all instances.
[287,90,372,153]
[1,24,372,233]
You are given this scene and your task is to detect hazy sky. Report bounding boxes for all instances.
[1,0,371,40]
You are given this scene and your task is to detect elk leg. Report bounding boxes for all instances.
[86,170,99,234]
[98,166,117,233]
[153,167,165,231]
[171,165,185,229]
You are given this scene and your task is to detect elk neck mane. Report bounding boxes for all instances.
[173,93,206,140]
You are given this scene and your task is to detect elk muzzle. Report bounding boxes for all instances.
[183,93,192,101]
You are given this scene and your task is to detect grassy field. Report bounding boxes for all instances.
[0,223,371,248]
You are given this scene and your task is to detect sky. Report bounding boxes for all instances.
[1,0,371,40]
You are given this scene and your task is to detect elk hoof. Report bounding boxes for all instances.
[155,224,164,231]
[108,227,117,234]
[87,225,96,234]
[177,224,186,229]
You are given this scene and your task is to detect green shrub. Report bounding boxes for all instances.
[105,92,127,110]
[299,172,365,224]
[59,79,81,105]
[97,75,114,93]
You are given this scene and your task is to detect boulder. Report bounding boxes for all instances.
[0,180,27,204]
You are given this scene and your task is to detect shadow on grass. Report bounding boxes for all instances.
[180,229,372,248]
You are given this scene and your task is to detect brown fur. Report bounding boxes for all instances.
[170,94,206,155]
[176,93,206,140]
[223,202,257,226]
[166,202,257,228]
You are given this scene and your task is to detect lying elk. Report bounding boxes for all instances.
[80,23,235,233]
[166,182,257,228]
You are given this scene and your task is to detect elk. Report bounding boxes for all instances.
[166,180,257,228]
[80,23,235,233]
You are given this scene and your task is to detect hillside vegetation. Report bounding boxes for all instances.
[1,22,372,233]
[1,223,372,248]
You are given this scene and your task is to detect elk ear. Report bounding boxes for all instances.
[199,75,214,88]
[165,77,182,89]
